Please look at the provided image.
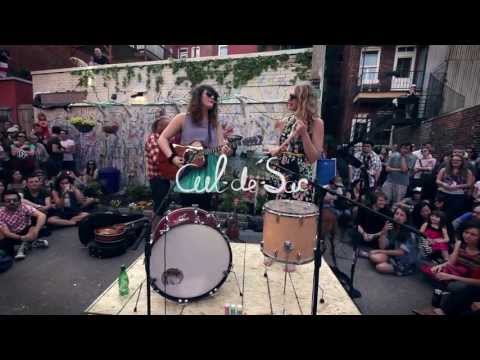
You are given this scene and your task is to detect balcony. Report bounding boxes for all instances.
[129,45,166,60]
[353,70,425,100]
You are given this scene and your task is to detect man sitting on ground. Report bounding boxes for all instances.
[452,206,480,231]
[22,175,55,222]
[0,190,48,260]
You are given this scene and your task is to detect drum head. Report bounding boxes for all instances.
[264,199,319,216]
[150,223,232,302]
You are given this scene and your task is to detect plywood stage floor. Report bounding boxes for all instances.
[85,243,361,315]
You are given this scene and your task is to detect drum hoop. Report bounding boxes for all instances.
[263,208,319,218]
[262,250,315,265]
[152,207,219,238]
[148,223,233,303]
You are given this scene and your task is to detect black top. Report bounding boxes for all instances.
[92,55,109,65]
[46,137,63,162]
[356,206,393,234]
[23,188,50,206]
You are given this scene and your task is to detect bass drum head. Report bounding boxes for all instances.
[150,223,232,302]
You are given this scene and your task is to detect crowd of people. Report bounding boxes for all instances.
[0,114,99,268]
[330,140,480,315]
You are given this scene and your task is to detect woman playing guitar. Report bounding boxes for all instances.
[158,85,232,211]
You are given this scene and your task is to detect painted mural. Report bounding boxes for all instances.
[41,101,289,185]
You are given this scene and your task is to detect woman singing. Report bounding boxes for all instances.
[158,85,232,210]
[269,84,324,202]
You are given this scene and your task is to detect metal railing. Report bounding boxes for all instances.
[129,45,166,60]
[354,70,425,94]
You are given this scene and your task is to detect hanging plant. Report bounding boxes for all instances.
[69,116,96,133]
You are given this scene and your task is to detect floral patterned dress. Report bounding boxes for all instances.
[272,115,315,202]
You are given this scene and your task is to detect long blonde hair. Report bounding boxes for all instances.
[294,84,318,125]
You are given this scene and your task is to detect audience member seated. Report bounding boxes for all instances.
[0,190,48,260]
[396,186,423,212]
[49,174,90,227]
[353,192,393,251]
[411,201,433,229]
[81,160,99,184]
[368,205,418,276]
[22,175,55,217]
[416,220,480,315]
[433,194,447,212]
[452,205,480,231]
[420,210,450,262]
[7,170,26,194]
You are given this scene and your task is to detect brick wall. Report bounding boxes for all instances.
[337,45,397,143]
[31,48,321,185]
[393,104,480,156]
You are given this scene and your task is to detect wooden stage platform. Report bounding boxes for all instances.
[85,243,361,315]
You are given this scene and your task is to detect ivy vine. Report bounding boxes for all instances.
[71,51,313,93]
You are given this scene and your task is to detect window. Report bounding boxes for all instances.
[218,45,229,57]
[350,114,371,142]
[359,48,381,84]
[192,46,200,58]
[178,48,188,59]
[391,45,417,90]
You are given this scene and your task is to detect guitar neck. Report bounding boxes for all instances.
[203,136,262,155]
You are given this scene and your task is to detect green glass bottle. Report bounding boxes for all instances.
[118,265,129,296]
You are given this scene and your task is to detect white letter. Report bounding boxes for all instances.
[264,157,286,194]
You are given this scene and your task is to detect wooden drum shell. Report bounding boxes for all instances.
[262,208,318,265]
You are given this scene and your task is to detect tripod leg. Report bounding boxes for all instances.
[348,247,362,298]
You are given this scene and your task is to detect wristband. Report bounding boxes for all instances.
[168,153,176,164]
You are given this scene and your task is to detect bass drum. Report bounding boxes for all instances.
[150,207,232,303]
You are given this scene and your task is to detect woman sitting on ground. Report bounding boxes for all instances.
[81,160,98,184]
[415,220,480,315]
[368,205,418,276]
[49,174,89,226]
[411,200,433,229]
[7,170,26,194]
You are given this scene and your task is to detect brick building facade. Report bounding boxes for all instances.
[393,104,480,156]
[165,45,260,59]
[327,45,428,145]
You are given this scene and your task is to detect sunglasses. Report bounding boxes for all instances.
[289,94,297,101]
[205,91,218,101]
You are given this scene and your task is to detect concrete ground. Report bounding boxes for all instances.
[0,227,435,315]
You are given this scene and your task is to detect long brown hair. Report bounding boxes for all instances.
[187,85,218,127]
[445,155,469,180]
[294,84,318,126]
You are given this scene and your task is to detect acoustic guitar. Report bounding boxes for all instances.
[159,135,263,180]
[94,218,147,244]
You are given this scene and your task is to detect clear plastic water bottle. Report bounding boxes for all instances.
[118,265,129,296]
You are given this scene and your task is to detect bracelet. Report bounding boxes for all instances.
[168,154,176,164]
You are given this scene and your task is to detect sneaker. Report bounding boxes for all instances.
[15,243,27,260]
[32,239,49,249]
